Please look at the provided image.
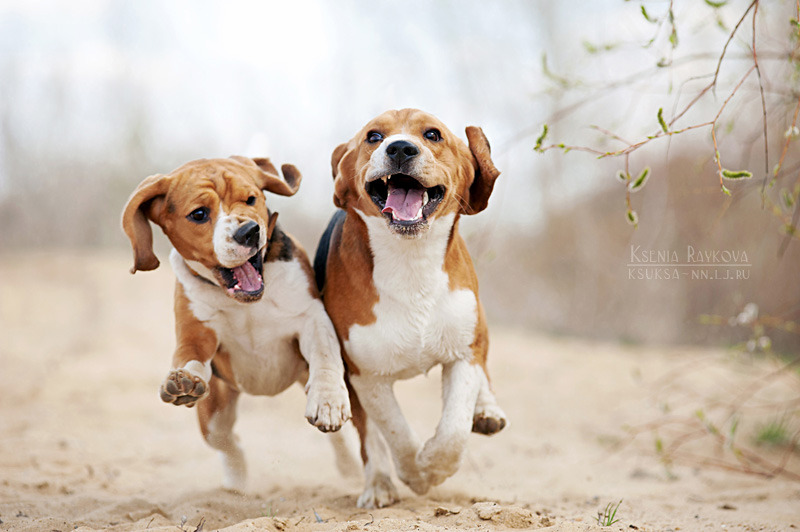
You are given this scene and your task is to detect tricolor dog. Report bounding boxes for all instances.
[121,156,351,491]
[314,109,508,508]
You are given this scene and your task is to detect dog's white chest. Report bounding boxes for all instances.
[345,213,478,378]
[170,250,309,395]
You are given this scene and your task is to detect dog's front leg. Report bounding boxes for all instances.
[349,374,429,495]
[416,359,481,487]
[160,282,217,407]
[298,301,351,432]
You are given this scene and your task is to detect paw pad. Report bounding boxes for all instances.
[160,369,207,407]
[472,414,507,435]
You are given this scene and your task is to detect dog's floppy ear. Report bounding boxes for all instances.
[461,126,501,215]
[121,173,171,274]
[331,141,355,209]
[232,156,301,197]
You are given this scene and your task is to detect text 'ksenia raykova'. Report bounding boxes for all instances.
[628,245,750,266]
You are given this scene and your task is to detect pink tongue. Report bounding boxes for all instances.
[231,261,262,292]
[382,185,425,221]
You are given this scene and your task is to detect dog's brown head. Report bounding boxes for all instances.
[331,108,500,237]
[121,156,301,302]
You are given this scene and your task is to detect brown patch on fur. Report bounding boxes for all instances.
[346,375,369,464]
[197,374,240,441]
[470,301,490,372]
[172,281,219,368]
[441,220,488,369]
[293,242,321,301]
[320,213,379,376]
[210,347,238,390]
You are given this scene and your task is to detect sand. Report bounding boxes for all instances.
[1,250,798,531]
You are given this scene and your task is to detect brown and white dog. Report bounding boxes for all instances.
[121,156,351,492]
[314,109,507,508]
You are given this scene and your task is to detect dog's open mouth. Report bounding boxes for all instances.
[216,251,265,301]
[367,174,445,226]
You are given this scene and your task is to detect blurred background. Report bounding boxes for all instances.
[1,0,798,351]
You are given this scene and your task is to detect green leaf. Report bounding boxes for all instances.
[640,4,656,23]
[721,169,753,179]
[626,209,639,227]
[616,170,629,184]
[721,184,731,196]
[729,415,740,439]
[782,189,795,209]
[704,0,728,7]
[534,124,549,152]
[669,27,679,48]
[657,108,669,133]
[582,40,599,54]
[629,167,650,192]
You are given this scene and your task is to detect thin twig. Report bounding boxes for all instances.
[751,1,770,196]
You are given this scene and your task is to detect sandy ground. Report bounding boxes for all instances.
[1,250,799,532]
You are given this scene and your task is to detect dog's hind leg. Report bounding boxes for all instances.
[197,374,246,492]
[357,419,399,509]
[472,367,507,436]
[326,427,360,479]
[348,382,398,509]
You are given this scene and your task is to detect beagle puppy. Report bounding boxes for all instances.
[121,156,351,492]
[314,109,507,508]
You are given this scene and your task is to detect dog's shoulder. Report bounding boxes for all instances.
[266,223,296,263]
[264,224,323,308]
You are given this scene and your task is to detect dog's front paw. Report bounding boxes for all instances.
[305,372,351,432]
[160,369,208,407]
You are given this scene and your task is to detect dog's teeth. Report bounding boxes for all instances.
[422,190,429,206]
[416,206,423,220]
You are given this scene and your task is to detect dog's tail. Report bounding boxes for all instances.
[313,209,346,294]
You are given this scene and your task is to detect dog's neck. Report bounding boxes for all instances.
[355,209,458,291]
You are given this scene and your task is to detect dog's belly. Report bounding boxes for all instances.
[214,320,307,396]
[345,286,478,379]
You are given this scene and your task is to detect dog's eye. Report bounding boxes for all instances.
[246,196,257,206]
[366,131,384,144]
[187,207,210,224]
[424,129,442,142]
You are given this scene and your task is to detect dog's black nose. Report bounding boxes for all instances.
[233,221,260,248]
[385,140,419,167]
